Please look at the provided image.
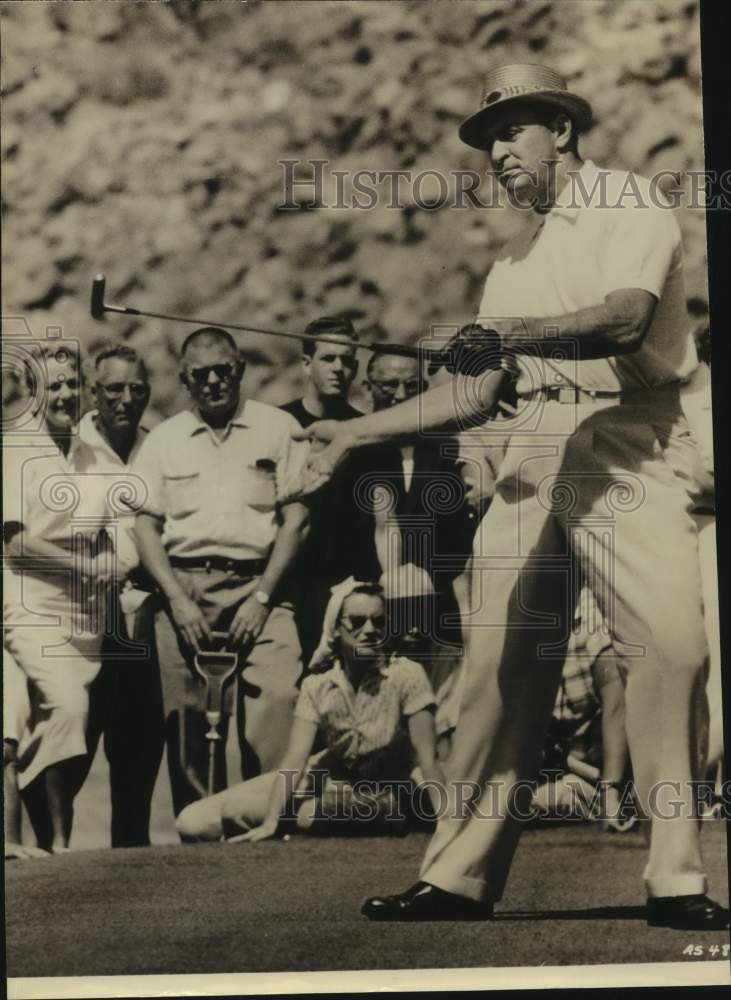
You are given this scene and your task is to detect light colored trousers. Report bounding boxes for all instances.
[420,386,710,901]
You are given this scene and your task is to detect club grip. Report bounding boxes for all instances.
[90,274,106,319]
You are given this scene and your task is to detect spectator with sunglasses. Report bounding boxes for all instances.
[76,344,165,847]
[175,579,445,841]
[134,328,310,816]
[281,317,364,665]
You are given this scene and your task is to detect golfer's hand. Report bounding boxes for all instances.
[428,323,503,376]
[286,422,355,499]
[229,595,269,649]
[169,593,212,652]
[5,842,50,860]
[229,820,278,844]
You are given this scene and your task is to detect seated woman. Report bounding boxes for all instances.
[3,344,122,851]
[176,579,446,841]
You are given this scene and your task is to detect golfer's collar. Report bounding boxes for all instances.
[187,399,250,437]
[550,159,598,219]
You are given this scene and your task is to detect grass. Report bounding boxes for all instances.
[6,823,729,978]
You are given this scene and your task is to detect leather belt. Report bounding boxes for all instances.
[170,555,266,576]
[523,386,625,405]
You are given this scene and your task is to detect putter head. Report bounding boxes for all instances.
[91,274,106,319]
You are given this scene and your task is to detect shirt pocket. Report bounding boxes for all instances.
[242,462,278,513]
[163,472,201,519]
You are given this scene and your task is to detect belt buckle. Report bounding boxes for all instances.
[556,386,577,404]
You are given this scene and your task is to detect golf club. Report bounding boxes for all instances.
[90,273,452,364]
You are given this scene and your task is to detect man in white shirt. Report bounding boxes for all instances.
[135,328,310,816]
[294,64,725,930]
[78,344,164,848]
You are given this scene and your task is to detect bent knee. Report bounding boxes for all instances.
[176,800,223,841]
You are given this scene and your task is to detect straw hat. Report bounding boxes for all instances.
[459,63,592,151]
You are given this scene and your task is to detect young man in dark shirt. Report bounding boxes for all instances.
[281,317,362,665]
[281,316,362,428]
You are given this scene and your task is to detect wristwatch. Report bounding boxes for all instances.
[253,589,270,607]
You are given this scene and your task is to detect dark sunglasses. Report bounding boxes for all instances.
[371,378,423,395]
[187,363,238,385]
[97,381,148,399]
[340,613,387,633]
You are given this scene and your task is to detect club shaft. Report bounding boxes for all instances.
[99,300,439,360]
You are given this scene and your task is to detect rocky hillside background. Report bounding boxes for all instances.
[2,0,708,423]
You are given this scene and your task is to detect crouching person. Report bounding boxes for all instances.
[176,580,446,841]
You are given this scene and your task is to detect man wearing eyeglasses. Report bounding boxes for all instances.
[74,344,163,847]
[77,344,164,848]
[281,317,363,666]
[134,328,310,817]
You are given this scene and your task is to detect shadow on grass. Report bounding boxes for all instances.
[495,905,647,921]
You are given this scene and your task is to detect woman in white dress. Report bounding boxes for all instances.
[3,344,120,850]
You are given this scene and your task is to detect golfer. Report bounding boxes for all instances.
[292,64,725,929]
[175,579,445,841]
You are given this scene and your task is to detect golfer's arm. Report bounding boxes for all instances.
[259,502,309,599]
[134,513,186,601]
[343,369,508,448]
[505,289,656,361]
[260,719,318,830]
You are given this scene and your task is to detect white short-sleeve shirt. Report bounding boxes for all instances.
[76,411,150,576]
[133,398,309,561]
[478,160,698,394]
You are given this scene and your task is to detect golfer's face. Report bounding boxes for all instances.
[484,107,560,205]
[183,342,243,417]
[93,358,149,434]
[368,357,425,411]
[43,354,81,434]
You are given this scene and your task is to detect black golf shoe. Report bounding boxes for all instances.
[361,881,494,922]
[646,894,729,930]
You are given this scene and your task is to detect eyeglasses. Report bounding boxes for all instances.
[97,382,148,399]
[370,378,423,395]
[340,613,387,633]
[187,363,238,385]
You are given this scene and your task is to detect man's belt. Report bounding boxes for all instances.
[170,555,266,576]
[523,381,683,406]
[521,385,626,406]
[524,386,627,405]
